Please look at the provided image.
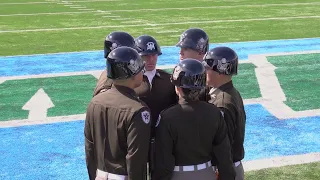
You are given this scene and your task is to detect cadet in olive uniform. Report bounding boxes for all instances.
[93,31,137,96]
[84,47,151,180]
[176,28,209,62]
[93,34,177,127]
[203,47,246,180]
[176,28,211,101]
[134,35,178,178]
[153,59,235,180]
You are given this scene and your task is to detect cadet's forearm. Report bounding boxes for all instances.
[213,136,235,180]
[126,142,149,180]
[85,139,97,180]
[126,110,151,180]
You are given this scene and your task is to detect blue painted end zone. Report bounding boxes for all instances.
[0,104,319,179]
[1,38,320,76]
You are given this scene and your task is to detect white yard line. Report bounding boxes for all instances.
[90,2,320,12]
[1,16,320,33]
[2,1,318,6]
[243,152,320,171]
[0,11,98,17]
[0,2,57,5]
[156,30,179,33]
[250,55,286,101]
[1,2,320,16]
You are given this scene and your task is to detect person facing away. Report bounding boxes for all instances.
[203,46,247,180]
[93,31,137,97]
[85,46,151,180]
[153,59,236,180]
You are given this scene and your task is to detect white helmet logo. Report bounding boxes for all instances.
[146,42,155,50]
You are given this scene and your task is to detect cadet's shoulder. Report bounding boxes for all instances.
[157,69,172,77]
[159,103,179,117]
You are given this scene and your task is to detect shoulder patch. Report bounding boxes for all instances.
[155,115,161,127]
[141,110,150,124]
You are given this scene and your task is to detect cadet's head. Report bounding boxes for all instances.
[176,28,209,61]
[203,46,238,87]
[104,31,136,58]
[170,58,206,100]
[106,46,145,88]
[135,35,162,71]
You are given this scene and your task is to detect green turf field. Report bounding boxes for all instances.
[245,162,320,180]
[1,0,320,56]
[267,53,320,111]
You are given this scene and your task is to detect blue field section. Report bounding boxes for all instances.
[1,38,320,76]
[0,104,319,179]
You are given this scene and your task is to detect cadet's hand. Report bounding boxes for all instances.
[215,169,219,180]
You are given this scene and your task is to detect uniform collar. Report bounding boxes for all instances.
[209,80,234,96]
[178,97,199,104]
[218,80,234,91]
[155,69,161,77]
[144,69,157,84]
[112,84,137,97]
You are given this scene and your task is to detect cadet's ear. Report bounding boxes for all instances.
[175,86,182,96]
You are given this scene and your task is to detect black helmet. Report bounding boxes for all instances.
[104,31,136,58]
[171,58,206,89]
[135,35,162,56]
[203,46,238,75]
[106,47,145,80]
[176,28,209,53]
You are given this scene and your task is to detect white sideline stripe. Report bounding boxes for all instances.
[0,11,98,17]
[0,70,103,82]
[253,50,320,57]
[0,114,86,128]
[243,152,320,171]
[243,98,263,105]
[1,2,320,16]
[1,16,320,33]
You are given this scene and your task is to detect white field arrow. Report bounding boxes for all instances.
[22,88,54,121]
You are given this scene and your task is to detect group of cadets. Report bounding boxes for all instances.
[84,28,246,180]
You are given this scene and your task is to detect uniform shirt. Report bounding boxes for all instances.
[93,69,178,135]
[144,69,156,85]
[208,80,246,162]
[84,85,151,180]
[153,98,236,180]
